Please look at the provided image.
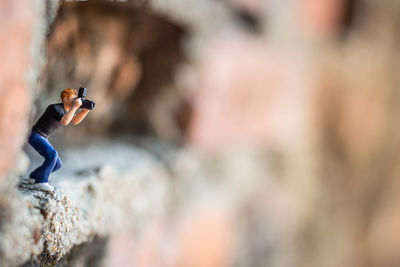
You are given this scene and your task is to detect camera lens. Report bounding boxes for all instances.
[82,100,95,110]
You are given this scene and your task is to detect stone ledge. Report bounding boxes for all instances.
[0,142,170,266]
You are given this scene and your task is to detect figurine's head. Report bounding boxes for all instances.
[61,88,78,108]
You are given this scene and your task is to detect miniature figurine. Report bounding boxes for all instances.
[26,88,94,192]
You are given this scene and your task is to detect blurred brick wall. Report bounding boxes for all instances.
[39,1,187,144]
[3,0,400,266]
[0,0,42,179]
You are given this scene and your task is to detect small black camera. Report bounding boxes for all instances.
[77,87,95,110]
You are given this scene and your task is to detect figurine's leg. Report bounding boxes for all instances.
[28,131,59,183]
[30,148,58,183]
[51,157,62,173]
[29,166,41,181]
[28,132,45,181]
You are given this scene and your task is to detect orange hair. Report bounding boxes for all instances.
[60,88,77,100]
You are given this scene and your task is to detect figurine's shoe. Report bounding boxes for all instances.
[34,182,54,192]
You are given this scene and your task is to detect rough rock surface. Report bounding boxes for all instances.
[0,142,170,266]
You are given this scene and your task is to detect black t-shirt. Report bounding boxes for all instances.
[32,103,67,138]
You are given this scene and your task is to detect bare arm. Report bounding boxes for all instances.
[71,109,90,125]
[60,98,81,126]
[60,107,79,125]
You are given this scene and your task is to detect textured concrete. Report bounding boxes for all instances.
[0,142,170,266]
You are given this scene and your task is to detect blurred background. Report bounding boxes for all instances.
[2,0,400,266]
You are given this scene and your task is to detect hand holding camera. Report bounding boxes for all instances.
[72,98,82,109]
[76,87,95,110]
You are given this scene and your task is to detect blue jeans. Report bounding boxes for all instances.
[28,130,61,183]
